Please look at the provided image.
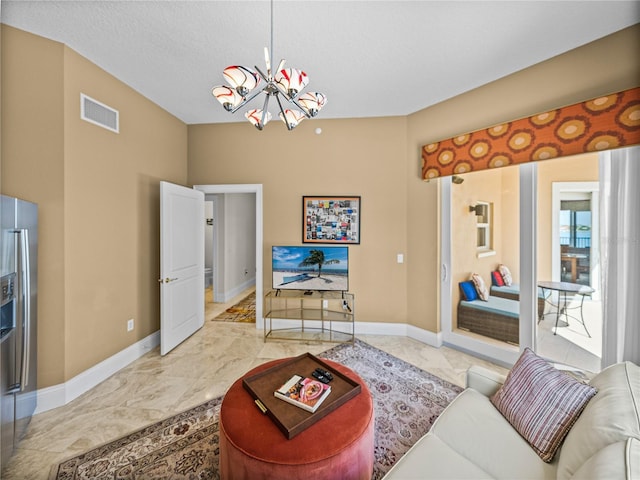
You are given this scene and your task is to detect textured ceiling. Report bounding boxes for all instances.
[2,1,639,125]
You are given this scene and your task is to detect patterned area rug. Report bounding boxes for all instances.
[50,339,462,480]
[320,340,463,476]
[212,292,255,323]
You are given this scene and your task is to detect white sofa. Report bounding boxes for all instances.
[383,360,639,479]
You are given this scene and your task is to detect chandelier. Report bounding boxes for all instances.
[211,1,327,131]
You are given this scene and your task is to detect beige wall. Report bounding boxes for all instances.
[188,117,409,324]
[2,27,67,386]
[1,21,638,389]
[62,45,187,379]
[1,25,187,386]
[499,167,521,280]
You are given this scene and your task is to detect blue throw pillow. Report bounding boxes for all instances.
[459,281,478,301]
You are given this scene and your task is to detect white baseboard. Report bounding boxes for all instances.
[35,320,441,415]
[355,321,443,348]
[263,318,442,348]
[407,324,443,348]
[35,331,160,415]
[221,277,256,303]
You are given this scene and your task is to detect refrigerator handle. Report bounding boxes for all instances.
[17,228,31,391]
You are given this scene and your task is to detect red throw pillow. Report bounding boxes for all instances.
[492,271,505,286]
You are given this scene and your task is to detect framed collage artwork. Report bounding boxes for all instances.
[303,196,360,244]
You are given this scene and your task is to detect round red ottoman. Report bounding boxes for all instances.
[219,358,374,480]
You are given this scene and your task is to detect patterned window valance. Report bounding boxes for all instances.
[422,87,640,180]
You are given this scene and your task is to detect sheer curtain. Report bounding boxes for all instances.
[599,146,640,367]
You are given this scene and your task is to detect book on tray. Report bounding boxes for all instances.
[274,375,331,413]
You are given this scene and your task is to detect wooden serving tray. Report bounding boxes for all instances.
[242,352,361,439]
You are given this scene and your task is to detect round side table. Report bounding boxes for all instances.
[219,358,374,480]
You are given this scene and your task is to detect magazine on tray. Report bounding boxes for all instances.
[274,374,332,413]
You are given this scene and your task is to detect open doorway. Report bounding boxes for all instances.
[205,192,256,303]
[194,184,263,328]
[205,197,215,295]
[559,197,592,284]
[551,182,600,296]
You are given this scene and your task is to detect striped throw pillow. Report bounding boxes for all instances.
[490,348,597,462]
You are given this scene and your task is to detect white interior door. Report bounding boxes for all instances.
[160,181,204,355]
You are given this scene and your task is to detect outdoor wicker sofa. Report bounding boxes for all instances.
[457,294,519,344]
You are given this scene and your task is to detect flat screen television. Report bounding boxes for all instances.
[272,246,349,292]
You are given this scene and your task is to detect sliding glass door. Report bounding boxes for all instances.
[440,165,524,367]
[536,156,602,372]
[441,154,603,371]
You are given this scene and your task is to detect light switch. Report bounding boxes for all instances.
[397,254,404,264]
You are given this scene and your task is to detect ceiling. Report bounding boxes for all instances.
[2,1,639,126]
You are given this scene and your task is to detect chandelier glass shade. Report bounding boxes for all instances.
[211,86,244,112]
[245,108,272,130]
[274,68,308,97]
[279,109,306,129]
[223,66,260,97]
[297,92,327,117]
[211,1,326,131]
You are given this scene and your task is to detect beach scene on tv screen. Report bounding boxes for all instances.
[272,246,348,291]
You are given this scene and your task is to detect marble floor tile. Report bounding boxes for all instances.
[2,291,507,479]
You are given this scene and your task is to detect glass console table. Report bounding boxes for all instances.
[264,290,355,344]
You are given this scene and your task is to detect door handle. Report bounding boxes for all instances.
[15,228,30,391]
[159,277,179,284]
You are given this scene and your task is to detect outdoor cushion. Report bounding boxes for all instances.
[459,296,519,318]
[490,284,547,299]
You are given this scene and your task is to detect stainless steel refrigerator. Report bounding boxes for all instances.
[1,195,37,472]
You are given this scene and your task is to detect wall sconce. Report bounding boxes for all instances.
[469,204,488,217]
[452,175,464,184]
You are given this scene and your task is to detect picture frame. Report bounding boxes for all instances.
[303,196,360,244]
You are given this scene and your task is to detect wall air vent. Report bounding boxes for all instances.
[80,93,119,133]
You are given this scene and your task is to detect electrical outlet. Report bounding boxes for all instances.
[127,319,134,332]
